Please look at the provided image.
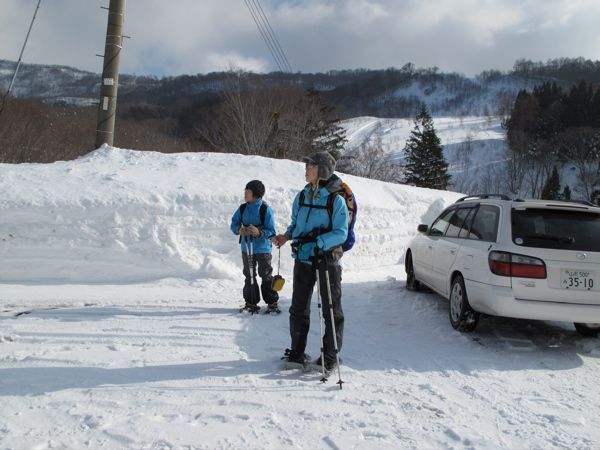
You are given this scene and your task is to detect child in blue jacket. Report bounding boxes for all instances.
[231,180,279,313]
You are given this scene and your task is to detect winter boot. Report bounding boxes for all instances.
[311,355,340,372]
[281,348,310,368]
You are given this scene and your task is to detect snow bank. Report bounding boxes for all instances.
[0,146,460,283]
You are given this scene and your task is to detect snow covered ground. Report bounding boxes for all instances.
[1,148,600,449]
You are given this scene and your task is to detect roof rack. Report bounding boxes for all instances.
[568,200,598,207]
[514,198,597,207]
[455,194,511,203]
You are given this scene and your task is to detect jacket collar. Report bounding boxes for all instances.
[247,198,263,208]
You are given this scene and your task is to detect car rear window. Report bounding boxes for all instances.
[512,208,600,251]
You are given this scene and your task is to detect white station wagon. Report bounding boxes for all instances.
[405,195,600,336]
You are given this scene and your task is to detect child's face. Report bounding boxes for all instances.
[244,189,258,203]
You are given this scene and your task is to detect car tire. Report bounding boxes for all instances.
[405,252,420,291]
[574,323,600,337]
[449,274,480,332]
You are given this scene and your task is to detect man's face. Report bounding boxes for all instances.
[305,162,318,184]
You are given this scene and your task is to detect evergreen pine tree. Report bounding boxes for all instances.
[403,106,450,189]
[562,185,572,201]
[541,166,561,200]
[313,119,346,161]
[306,89,347,160]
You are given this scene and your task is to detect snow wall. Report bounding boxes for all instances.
[0,146,461,283]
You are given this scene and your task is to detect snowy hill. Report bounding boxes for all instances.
[1,149,599,449]
[1,59,536,116]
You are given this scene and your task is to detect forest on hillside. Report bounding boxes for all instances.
[0,58,599,203]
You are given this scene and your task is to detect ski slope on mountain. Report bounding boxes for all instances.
[340,115,508,194]
[1,148,599,449]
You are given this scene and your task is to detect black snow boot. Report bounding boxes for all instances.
[312,355,340,372]
[282,348,310,365]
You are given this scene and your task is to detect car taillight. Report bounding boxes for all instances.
[489,251,546,279]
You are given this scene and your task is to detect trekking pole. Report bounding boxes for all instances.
[249,237,256,311]
[324,263,344,389]
[243,236,255,312]
[314,248,327,383]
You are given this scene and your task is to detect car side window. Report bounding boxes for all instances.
[430,209,455,236]
[445,207,474,238]
[458,208,475,238]
[469,205,500,242]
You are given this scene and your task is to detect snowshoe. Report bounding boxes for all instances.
[281,348,310,369]
[239,304,261,314]
[307,355,344,387]
[264,304,282,315]
[306,355,341,373]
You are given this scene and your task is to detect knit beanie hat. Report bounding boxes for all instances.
[245,180,265,198]
[302,151,336,180]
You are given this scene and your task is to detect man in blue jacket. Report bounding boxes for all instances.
[272,152,348,370]
[231,180,279,313]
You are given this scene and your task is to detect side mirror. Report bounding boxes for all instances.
[417,224,429,233]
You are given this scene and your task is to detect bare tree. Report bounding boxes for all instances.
[337,137,402,182]
[557,127,600,201]
[198,69,344,161]
[450,133,474,193]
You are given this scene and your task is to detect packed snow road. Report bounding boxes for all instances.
[2,267,599,449]
[1,148,599,448]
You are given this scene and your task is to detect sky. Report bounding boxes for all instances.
[1,0,599,77]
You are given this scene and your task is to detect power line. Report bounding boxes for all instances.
[243,0,292,73]
[250,0,292,72]
[243,0,285,72]
[0,0,43,117]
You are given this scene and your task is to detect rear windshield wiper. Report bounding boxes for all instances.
[524,233,575,244]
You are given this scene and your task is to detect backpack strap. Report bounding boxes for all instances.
[239,203,247,225]
[298,188,350,233]
[238,202,268,243]
[239,202,267,227]
[326,184,355,225]
[298,190,329,211]
[259,202,267,226]
[338,182,355,226]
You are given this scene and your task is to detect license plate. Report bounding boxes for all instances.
[561,269,596,291]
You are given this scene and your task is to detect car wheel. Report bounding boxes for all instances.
[405,252,420,291]
[574,323,600,337]
[449,274,479,332]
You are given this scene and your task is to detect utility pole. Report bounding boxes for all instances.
[95,0,126,148]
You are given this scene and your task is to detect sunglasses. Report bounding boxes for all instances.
[305,163,317,169]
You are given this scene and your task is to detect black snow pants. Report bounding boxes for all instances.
[242,253,279,306]
[289,258,344,362]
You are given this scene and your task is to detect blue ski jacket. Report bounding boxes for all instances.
[230,198,276,254]
[285,178,348,264]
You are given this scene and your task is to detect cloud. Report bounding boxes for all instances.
[0,0,599,77]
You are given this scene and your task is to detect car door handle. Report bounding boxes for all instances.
[428,245,433,249]
[450,248,457,255]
